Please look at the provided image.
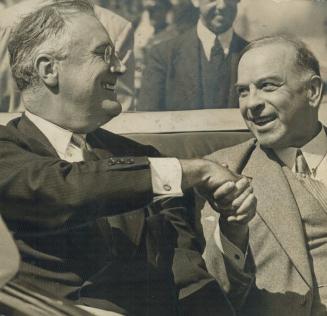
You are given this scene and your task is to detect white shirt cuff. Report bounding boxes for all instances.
[214,223,246,270]
[149,157,183,196]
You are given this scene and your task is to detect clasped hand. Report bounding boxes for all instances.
[196,160,256,226]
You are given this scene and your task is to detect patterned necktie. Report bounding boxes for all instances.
[295,149,327,210]
[295,149,311,176]
[210,37,225,65]
[71,133,98,161]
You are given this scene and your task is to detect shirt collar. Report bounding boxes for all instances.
[196,19,233,60]
[25,110,73,156]
[274,126,327,173]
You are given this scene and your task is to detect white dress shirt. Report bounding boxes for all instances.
[196,19,234,61]
[275,127,327,187]
[25,111,183,196]
[215,126,327,270]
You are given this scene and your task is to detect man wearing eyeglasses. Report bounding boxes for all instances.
[0,0,256,315]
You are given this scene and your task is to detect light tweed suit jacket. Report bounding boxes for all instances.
[201,138,327,316]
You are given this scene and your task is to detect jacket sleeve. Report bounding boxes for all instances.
[0,139,155,229]
[146,192,235,315]
[204,233,255,312]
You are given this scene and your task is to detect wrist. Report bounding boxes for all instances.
[179,159,209,191]
[219,217,249,253]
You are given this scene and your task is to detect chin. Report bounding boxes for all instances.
[210,22,230,35]
[102,100,122,116]
[255,133,286,149]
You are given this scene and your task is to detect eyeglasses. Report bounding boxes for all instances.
[103,45,115,65]
[103,44,127,74]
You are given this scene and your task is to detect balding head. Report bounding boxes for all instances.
[236,36,324,149]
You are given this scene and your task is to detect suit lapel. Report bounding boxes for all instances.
[16,118,145,251]
[242,146,312,286]
[16,114,60,158]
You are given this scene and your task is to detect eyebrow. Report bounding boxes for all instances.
[235,75,285,87]
[92,41,112,51]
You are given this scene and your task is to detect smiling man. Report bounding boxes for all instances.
[138,0,247,110]
[0,0,256,315]
[202,36,327,316]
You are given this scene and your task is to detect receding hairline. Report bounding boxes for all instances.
[239,36,321,77]
[239,41,299,69]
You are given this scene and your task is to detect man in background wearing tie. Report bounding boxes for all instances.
[202,36,327,316]
[138,0,247,111]
[0,0,256,315]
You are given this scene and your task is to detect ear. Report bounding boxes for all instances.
[307,75,324,109]
[34,54,58,87]
[191,0,199,8]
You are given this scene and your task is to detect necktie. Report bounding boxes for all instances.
[210,37,225,65]
[71,133,98,161]
[295,149,327,210]
[295,149,311,176]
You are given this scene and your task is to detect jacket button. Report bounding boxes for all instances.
[108,158,115,165]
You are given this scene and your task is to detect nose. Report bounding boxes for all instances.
[109,53,126,75]
[215,0,227,9]
[246,84,265,114]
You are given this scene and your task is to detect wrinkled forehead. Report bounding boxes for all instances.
[238,43,298,81]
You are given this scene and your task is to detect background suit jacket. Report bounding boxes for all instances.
[201,138,327,316]
[138,27,248,111]
[0,114,234,316]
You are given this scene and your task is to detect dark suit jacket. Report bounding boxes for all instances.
[138,27,248,111]
[0,114,234,316]
[202,138,327,316]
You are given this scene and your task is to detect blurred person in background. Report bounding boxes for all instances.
[138,0,247,111]
[134,0,173,103]
[143,0,199,62]
[144,0,172,34]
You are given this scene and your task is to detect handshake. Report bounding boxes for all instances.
[180,159,257,250]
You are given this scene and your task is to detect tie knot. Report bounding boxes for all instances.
[71,133,98,161]
[295,149,310,176]
[71,133,88,150]
[210,37,224,60]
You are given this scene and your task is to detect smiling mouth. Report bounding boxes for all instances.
[251,115,277,126]
[102,82,116,91]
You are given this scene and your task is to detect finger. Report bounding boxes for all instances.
[226,214,251,225]
[232,194,257,224]
[231,186,254,210]
[213,181,236,200]
[208,198,235,216]
[235,177,251,191]
[215,177,251,204]
[226,194,256,224]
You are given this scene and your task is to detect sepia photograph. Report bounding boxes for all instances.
[0,0,327,315]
